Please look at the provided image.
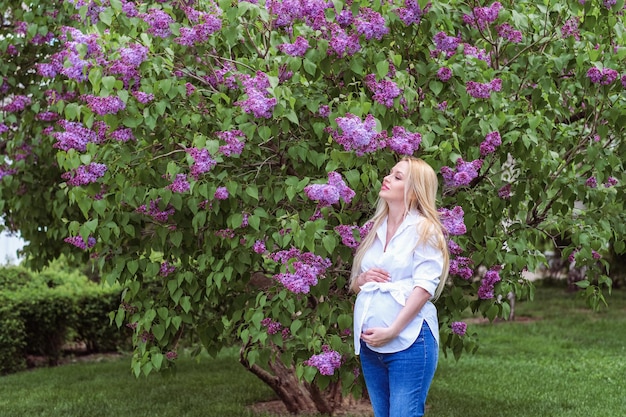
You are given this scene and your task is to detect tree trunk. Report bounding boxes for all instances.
[239,343,342,415]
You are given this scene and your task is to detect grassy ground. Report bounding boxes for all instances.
[0,284,624,417]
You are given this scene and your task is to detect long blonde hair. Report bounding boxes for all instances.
[350,157,450,299]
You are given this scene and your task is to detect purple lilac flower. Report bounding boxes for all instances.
[441,158,483,188]
[217,130,246,156]
[1,95,32,113]
[166,174,190,193]
[318,105,330,117]
[136,198,175,222]
[466,79,502,99]
[462,44,491,65]
[448,239,463,255]
[561,17,580,40]
[53,120,102,151]
[261,318,283,335]
[334,222,372,249]
[498,183,512,199]
[83,95,126,115]
[35,111,59,122]
[332,113,384,155]
[278,36,309,56]
[449,256,473,279]
[354,8,389,41]
[478,267,502,299]
[604,176,618,187]
[603,0,617,8]
[119,43,148,67]
[253,240,266,254]
[585,176,597,188]
[592,250,602,260]
[304,346,342,376]
[587,67,618,85]
[433,32,461,57]
[186,147,217,179]
[234,72,277,118]
[64,235,96,250]
[174,14,222,45]
[621,75,626,89]
[386,126,421,155]
[463,2,502,31]
[165,351,178,360]
[336,9,353,26]
[214,186,229,200]
[438,206,467,236]
[496,23,522,43]
[61,163,108,186]
[394,0,427,26]
[0,124,9,135]
[110,127,135,142]
[451,321,467,336]
[304,171,355,207]
[327,24,361,57]
[160,261,176,276]
[437,67,452,82]
[437,101,448,111]
[143,8,174,38]
[0,165,17,180]
[133,91,154,104]
[364,74,401,108]
[270,248,331,294]
[480,131,502,156]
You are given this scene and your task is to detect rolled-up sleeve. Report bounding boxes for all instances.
[412,243,443,296]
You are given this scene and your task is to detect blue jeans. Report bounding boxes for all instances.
[359,322,438,417]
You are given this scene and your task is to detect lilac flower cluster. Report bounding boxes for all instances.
[82,95,126,115]
[36,111,59,122]
[52,120,104,151]
[253,240,266,254]
[304,171,355,207]
[437,67,452,82]
[217,130,246,156]
[334,222,373,249]
[166,173,190,193]
[386,126,422,155]
[462,44,491,65]
[331,113,384,155]
[266,0,332,29]
[318,105,331,117]
[235,71,277,118]
[61,163,108,186]
[363,74,401,108]
[478,267,502,299]
[142,8,174,38]
[214,186,229,200]
[160,261,176,276]
[394,0,427,26]
[586,67,619,85]
[354,8,389,41]
[463,2,502,30]
[561,17,580,40]
[304,345,342,376]
[0,165,17,180]
[165,351,178,360]
[498,183,512,199]
[466,79,502,99]
[136,198,176,222]
[0,124,9,135]
[175,8,222,46]
[261,317,283,335]
[480,131,502,156]
[496,23,522,43]
[605,176,618,187]
[186,147,217,179]
[110,127,135,142]
[441,158,483,188]
[438,206,467,236]
[622,75,626,89]
[451,321,467,336]
[278,36,310,57]
[64,235,96,250]
[270,248,331,294]
[1,95,32,113]
[585,176,597,188]
[327,23,361,57]
[432,32,461,58]
[133,91,154,104]
[449,256,473,279]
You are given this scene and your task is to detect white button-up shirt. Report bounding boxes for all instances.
[353,210,444,355]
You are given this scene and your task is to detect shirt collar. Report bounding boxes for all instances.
[376,209,423,242]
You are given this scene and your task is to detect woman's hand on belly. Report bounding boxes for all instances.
[360,326,397,348]
[357,267,391,286]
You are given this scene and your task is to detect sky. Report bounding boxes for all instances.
[0,231,25,265]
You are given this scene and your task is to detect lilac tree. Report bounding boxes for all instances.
[1,0,625,413]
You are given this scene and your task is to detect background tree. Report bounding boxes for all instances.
[1,0,625,414]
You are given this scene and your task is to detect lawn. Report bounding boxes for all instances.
[0,284,624,417]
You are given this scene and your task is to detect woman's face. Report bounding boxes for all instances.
[379,160,409,204]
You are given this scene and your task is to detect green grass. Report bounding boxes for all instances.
[1,285,625,417]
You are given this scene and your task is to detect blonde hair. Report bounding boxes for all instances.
[350,157,450,300]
